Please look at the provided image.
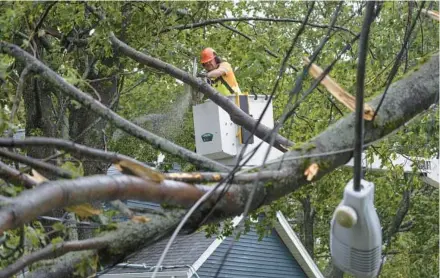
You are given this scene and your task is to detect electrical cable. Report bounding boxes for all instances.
[149,5,321,272]
[371,2,426,121]
[213,3,348,276]
[148,2,419,277]
[353,2,375,191]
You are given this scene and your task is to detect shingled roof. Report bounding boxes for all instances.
[102,230,216,275]
[101,165,324,278]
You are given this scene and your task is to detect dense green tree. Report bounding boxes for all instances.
[0,1,438,277]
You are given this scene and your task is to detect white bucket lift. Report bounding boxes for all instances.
[193,95,284,167]
[192,95,439,187]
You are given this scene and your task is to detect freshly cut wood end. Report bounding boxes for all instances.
[279,144,290,153]
[304,163,319,181]
[303,57,311,65]
[131,215,151,223]
[116,159,164,182]
[24,169,49,185]
[363,104,376,121]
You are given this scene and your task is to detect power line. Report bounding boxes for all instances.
[371,2,426,121]
[353,1,375,191]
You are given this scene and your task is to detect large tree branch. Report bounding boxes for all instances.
[108,33,294,151]
[0,41,229,172]
[0,137,158,169]
[159,16,357,36]
[1,53,438,277]
[1,53,437,234]
[26,210,185,278]
[0,167,286,233]
[0,175,209,233]
[0,148,74,179]
[0,237,107,277]
[0,137,288,183]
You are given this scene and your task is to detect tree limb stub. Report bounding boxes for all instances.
[0,160,37,188]
[0,41,229,172]
[108,33,294,152]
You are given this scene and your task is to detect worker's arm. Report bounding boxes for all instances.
[206,62,230,78]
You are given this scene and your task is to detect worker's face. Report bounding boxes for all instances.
[202,59,217,72]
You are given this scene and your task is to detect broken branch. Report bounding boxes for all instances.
[0,160,37,188]
[0,175,212,233]
[303,57,375,120]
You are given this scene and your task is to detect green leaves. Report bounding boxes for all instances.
[0,2,437,276]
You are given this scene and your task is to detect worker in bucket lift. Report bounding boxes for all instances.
[197,47,242,96]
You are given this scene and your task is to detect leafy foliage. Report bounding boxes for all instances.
[0,1,438,277]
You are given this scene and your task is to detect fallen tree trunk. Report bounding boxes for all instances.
[0,54,437,277]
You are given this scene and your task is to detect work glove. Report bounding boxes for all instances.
[196,72,207,78]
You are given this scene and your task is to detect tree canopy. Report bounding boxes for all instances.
[0,1,438,278]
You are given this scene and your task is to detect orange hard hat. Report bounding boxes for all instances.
[200,48,216,64]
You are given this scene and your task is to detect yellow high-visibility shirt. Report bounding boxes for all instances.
[210,62,241,96]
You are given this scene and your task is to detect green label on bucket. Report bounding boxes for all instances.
[201,133,213,142]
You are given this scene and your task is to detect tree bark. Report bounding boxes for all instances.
[69,57,118,176]
[300,196,315,259]
[0,44,437,276]
[0,41,230,172]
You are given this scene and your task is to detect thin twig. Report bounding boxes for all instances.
[7,64,34,136]
[0,148,74,179]
[270,2,317,97]
[159,16,357,36]
[372,2,426,121]
[0,137,153,170]
[33,2,57,35]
